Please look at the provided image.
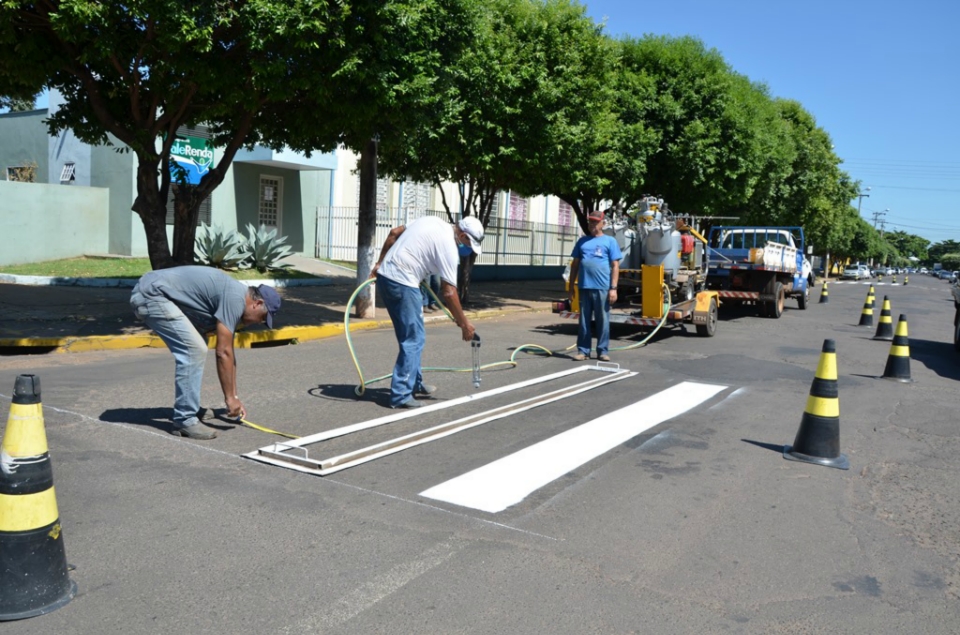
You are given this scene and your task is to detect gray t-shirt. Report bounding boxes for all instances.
[137,266,247,335]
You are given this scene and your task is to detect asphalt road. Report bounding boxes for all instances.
[2,275,959,634]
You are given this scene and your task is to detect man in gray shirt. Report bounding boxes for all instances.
[130,266,281,439]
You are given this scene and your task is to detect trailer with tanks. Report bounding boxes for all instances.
[553,197,720,338]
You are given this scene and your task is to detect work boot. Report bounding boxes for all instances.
[197,407,215,421]
[415,384,438,397]
[391,398,422,409]
[598,354,611,362]
[571,352,588,361]
[172,423,218,440]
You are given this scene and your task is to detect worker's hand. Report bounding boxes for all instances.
[368,263,380,280]
[225,395,246,420]
[460,321,476,342]
[608,289,618,303]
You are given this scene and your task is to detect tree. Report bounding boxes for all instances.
[0,94,35,111]
[620,36,778,217]
[0,1,467,271]
[379,0,612,296]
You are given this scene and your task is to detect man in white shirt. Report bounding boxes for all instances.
[370,216,484,408]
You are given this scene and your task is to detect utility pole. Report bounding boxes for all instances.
[857,186,871,217]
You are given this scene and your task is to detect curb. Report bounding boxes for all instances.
[0,273,335,288]
[0,307,545,354]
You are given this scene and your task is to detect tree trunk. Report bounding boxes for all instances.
[457,253,476,304]
[132,160,174,270]
[355,137,379,318]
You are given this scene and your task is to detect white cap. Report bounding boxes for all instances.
[457,217,484,257]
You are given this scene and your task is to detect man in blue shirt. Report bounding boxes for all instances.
[568,211,622,361]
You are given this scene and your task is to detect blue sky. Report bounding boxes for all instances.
[586,0,960,246]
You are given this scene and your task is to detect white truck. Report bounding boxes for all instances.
[705,226,812,318]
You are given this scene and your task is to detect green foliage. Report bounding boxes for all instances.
[194,224,247,270]
[242,224,293,273]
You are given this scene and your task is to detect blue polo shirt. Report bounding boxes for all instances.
[571,235,622,290]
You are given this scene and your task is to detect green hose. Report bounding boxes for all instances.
[344,280,670,397]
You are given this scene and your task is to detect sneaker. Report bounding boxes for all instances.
[416,384,438,396]
[391,399,423,409]
[571,353,588,361]
[598,354,611,362]
[172,423,218,440]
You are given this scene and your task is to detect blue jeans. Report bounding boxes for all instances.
[378,274,426,406]
[130,286,207,428]
[577,288,611,357]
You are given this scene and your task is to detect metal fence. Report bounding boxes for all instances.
[315,207,581,266]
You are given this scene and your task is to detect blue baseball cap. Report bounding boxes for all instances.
[258,284,281,328]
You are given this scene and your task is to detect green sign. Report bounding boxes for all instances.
[169,135,214,185]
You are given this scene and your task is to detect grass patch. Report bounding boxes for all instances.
[0,256,319,280]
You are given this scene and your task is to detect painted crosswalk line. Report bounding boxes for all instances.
[420,381,728,513]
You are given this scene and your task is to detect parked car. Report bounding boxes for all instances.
[842,265,869,280]
[938,269,954,280]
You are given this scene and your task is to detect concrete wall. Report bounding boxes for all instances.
[0,109,49,184]
[0,181,108,266]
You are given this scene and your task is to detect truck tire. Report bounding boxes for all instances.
[696,298,718,337]
[767,282,785,318]
[797,285,809,310]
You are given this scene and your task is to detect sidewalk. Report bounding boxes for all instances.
[0,255,562,353]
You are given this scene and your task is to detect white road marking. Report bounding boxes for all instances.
[280,539,465,634]
[420,381,728,513]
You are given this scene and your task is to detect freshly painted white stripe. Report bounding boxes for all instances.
[420,381,727,513]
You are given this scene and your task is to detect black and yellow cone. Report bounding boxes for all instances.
[872,295,895,340]
[857,288,874,327]
[784,339,849,470]
[880,314,913,382]
[819,280,829,303]
[0,375,76,621]
[892,275,898,285]
[904,275,909,286]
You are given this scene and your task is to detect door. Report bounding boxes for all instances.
[259,175,283,233]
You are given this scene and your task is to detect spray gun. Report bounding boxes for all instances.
[471,333,481,389]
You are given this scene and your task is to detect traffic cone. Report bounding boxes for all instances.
[0,375,76,621]
[904,275,909,286]
[872,296,894,340]
[892,275,898,285]
[857,289,874,327]
[784,339,849,470]
[819,281,829,303]
[880,314,913,382]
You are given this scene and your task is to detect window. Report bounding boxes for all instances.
[259,175,283,230]
[6,164,37,182]
[508,191,529,232]
[59,162,76,183]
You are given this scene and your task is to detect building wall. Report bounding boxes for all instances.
[0,181,108,266]
[0,109,49,184]
[91,138,137,255]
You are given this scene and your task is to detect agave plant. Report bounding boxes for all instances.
[194,223,247,270]
[242,223,293,273]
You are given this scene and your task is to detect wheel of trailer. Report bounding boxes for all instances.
[767,282,785,318]
[797,285,809,310]
[696,298,718,337]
